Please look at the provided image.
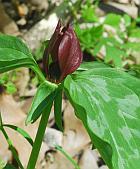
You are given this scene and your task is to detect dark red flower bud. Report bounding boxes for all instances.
[43,20,83,83]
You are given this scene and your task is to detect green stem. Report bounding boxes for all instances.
[1,127,24,169]
[0,113,24,169]
[0,112,2,129]
[27,102,53,169]
[31,65,57,88]
[31,65,46,82]
[55,145,81,169]
[0,156,6,168]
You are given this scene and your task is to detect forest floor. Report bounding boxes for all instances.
[0,0,139,168]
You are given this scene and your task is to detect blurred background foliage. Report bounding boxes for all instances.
[1,0,140,91]
[35,0,140,75]
[0,1,140,168]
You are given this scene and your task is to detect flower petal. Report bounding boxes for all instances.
[48,20,62,61]
[58,25,83,81]
[43,20,62,75]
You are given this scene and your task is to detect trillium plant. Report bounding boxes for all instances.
[0,20,140,169]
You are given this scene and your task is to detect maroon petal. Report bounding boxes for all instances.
[43,20,62,75]
[58,25,83,81]
[48,20,62,61]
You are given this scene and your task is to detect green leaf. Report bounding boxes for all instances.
[90,25,103,40]
[75,25,103,52]
[81,5,98,22]
[26,81,57,124]
[93,37,124,66]
[0,73,9,85]
[93,41,103,56]
[123,14,131,27]
[129,28,140,38]
[3,163,16,169]
[64,68,140,169]
[130,65,140,78]
[54,87,63,131]
[105,45,124,67]
[104,13,121,28]
[0,157,6,168]
[5,82,17,94]
[123,42,140,52]
[3,124,33,146]
[78,61,109,71]
[79,67,140,98]
[0,34,36,73]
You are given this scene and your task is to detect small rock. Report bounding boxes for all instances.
[0,4,19,35]
[18,4,28,17]
[92,149,100,162]
[44,128,63,149]
[23,13,58,51]
[29,0,48,10]
[133,0,140,5]
[116,0,130,3]
[79,149,98,169]
[99,165,109,169]
[17,18,27,26]
[107,2,138,18]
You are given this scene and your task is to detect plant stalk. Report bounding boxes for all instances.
[55,145,81,169]
[31,65,57,88]
[1,127,24,169]
[0,113,24,169]
[27,102,53,169]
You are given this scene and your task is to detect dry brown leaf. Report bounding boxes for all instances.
[79,149,99,169]
[63,102,90,154]
[0,94,47,168]
[0,4,19,35]
[44,128,63,149]
[0,94,25,124]
[44,151,75,169]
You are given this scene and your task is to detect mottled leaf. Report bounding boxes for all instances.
[78,61,109,71]
[64,68,140,169]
